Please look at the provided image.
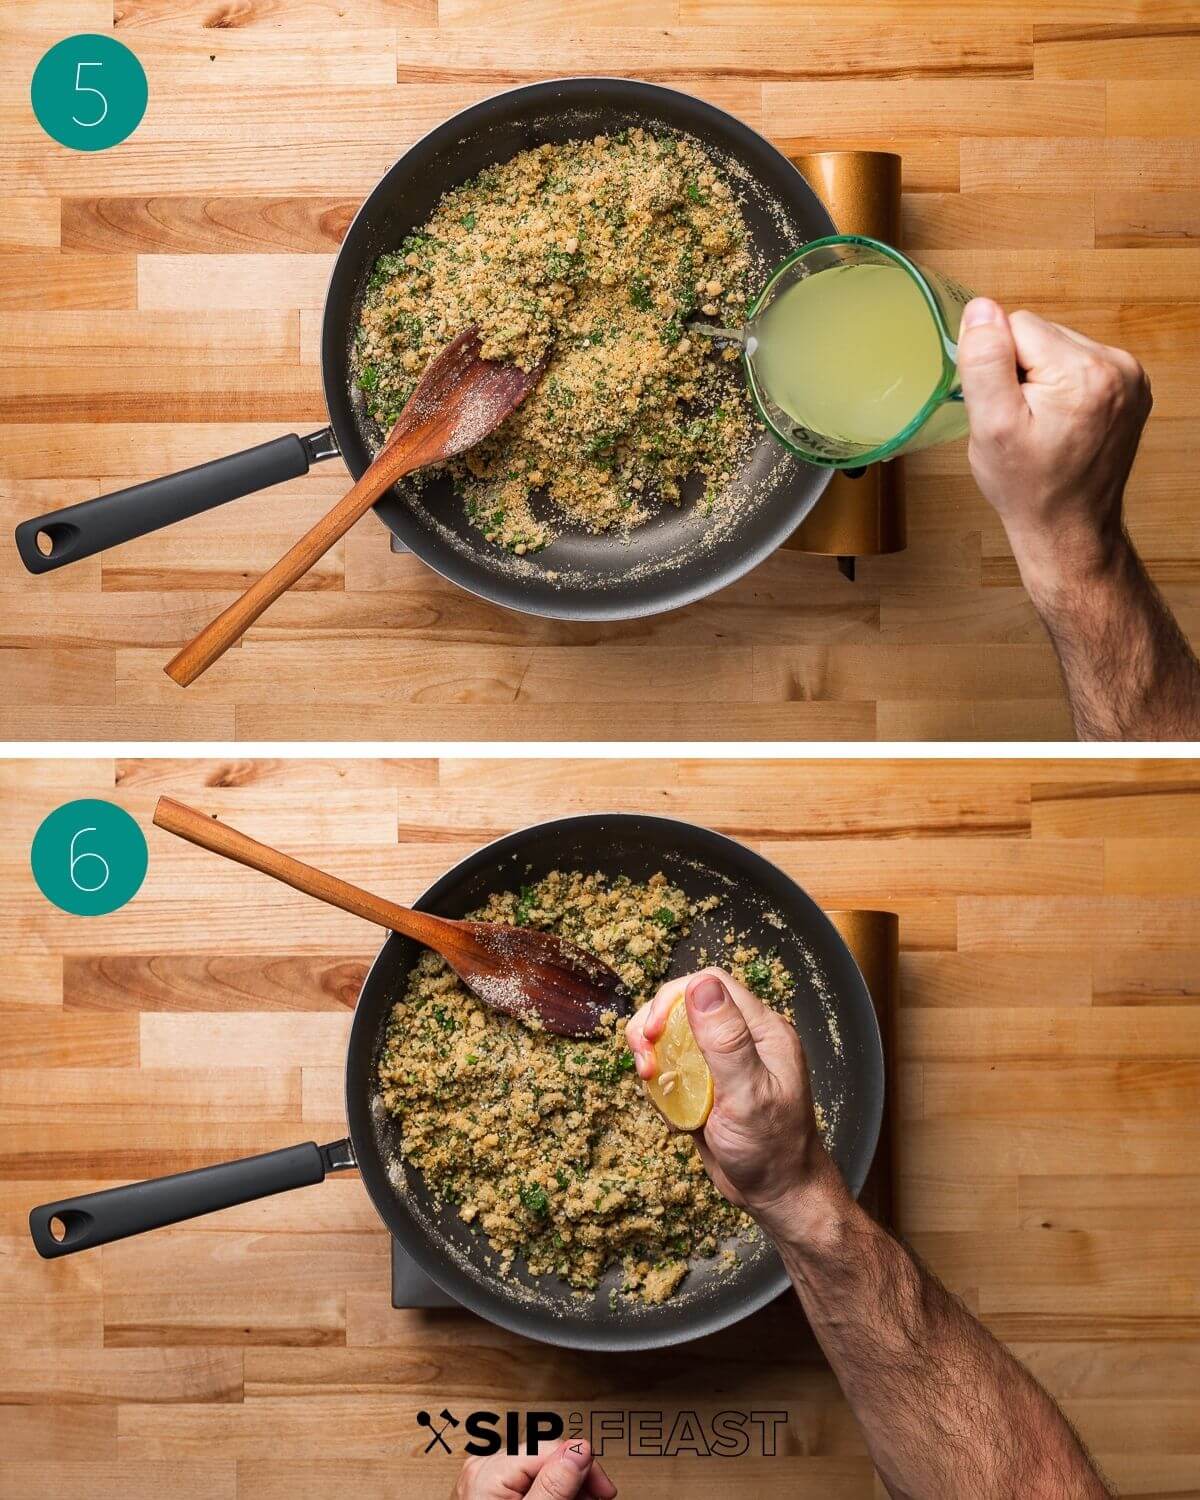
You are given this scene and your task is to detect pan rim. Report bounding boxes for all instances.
[319,76,835,622]
[345,811,884,1350]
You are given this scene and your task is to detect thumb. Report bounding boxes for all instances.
[685,973,764,1104]
[528,1440,593,1500]
[956,298,1025,434]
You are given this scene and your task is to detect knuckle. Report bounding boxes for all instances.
[1084,356,1123,402]
[1113,348,1143,381]
[968,409,1013,448]
[958,327,1008,368]
[719,1096,764,1141]
[1100,364,1125,402]
[707,1014,751,1056]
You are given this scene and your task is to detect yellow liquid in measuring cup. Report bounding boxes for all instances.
[752,261,944,448]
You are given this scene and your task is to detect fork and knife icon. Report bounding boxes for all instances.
[418,1407,461,1454]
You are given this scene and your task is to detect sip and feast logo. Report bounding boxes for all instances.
[417,1408,788,1458]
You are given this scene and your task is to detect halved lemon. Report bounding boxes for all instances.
[643,993,714,1131]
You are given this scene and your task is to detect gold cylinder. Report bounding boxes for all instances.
[793,150,902,246]
[783,151,906,564]
[824,908,899,1227]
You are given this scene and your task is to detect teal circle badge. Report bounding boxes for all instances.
[31,800,148,916]
[31,34,147,152]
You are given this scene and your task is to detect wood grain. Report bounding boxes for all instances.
[1034,23,1200,81]
[2,4,1196,739]
[3,757,1200,1497]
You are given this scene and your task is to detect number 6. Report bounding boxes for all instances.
[69,827,110,893]
[72,61,108,128]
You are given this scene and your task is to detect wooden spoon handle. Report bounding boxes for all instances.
[163,445,414,688]
[153,796,455,950]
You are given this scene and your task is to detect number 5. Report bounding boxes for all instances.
[69,827,110,893]
[71,61,108,128]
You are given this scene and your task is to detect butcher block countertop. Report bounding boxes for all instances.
[2,3,1199,741]
[2,756,1199,1497]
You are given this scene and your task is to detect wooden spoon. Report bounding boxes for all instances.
[164,327,542,688]
[153,797,627,1038]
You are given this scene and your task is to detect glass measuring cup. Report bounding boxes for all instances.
[732,235,976,469]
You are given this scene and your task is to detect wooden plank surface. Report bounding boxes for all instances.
[1,3,1196,740]
[2,756,1199,1497]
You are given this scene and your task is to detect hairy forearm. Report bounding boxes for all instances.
[769,1184,1112,1500]
[1013,526,1200,741]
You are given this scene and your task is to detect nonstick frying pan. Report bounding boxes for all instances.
[29,815,883,1351]
[15,79,835,622]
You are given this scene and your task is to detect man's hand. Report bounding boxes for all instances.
[956,298,1200,739]
[630,980,1114,1500]
[625,966,845,1241]
[957,298,1152,597]
[452,1439,616,1500]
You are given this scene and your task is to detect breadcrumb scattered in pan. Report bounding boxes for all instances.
[355,129,758,556]
[377,869,800,1305]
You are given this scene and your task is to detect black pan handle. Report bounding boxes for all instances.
[14,427,340,575]
[29,1137,356,1258]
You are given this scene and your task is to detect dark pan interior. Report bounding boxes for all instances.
[345,815,884,1351]
[321,78,835,621]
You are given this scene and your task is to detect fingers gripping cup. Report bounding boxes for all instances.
[744,235,975,468]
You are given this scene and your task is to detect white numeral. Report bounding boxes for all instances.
[69,827,110,893]
[71,61,108,128]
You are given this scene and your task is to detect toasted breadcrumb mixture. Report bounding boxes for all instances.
[354,130,758,555]
[377,870,795,1304]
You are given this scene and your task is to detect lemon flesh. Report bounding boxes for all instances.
[644,994,714,1131]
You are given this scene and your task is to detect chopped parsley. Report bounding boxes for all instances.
[742,953,779,999]
[629,275,653,311]
[590,1049,636,1087]
[514,883,538,925]
[520,1182,549,1218]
